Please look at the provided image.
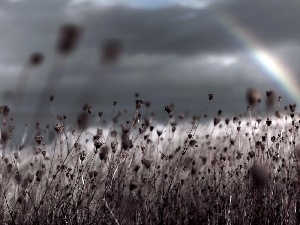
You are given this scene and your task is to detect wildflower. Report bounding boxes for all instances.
[29,52,44,66]
[156,130,163,137]
[233,117,238,123]
[16,196,24,204]
[110,130,117,137]
[246,88,260,106]
[2,105,10,117]
[266,118,272,126]
[129,181,138,191]
[6,164,12,173]
[165,104,174,114]
[275,111,282,119]
[53,123,64,134]
[136,99,143,110]
[189,139,197,146]
[289,104,296,112]
[266,90,273,98]
[15,172,22,184]
[99,145,109,160]
[101,38,123,63]
[236,151,243,160]
[111,141,118,153]
[225,118,230,125]
[49,95,54,102]
[172,126,176,132]
[1,129,9,143]
[271,136,276,142]
[121,133,132,150]
[266,90,276,107]
[56,24,81,55]
[36,170,43,181]
[141,158,152,169]
[35,135,43,144]
[139,124,147,134]
[214,116,221,126]
[248,151,255,158]
[94,140,104,149]
[79,152,86,161]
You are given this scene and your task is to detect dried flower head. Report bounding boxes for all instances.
[57,24,81,54]
[99,145,109,160]
[289,104,297,112]
[94,140,104,149]
[141,158,152,169]
[2,105,10,117]
[266,90,273,98]
[53,123,64,134]
[266,118,272,126]
[1,129,9,143]
[129,180,138,191]
[225,118,230,125]
[214,116,221,126]
[266,90,276,108]
[29,52,44,66]
[246,88,261,106]
[156,130,163,137]
[35,135,43,144]
[165,104,174,114]
[101,38,123,63]
[111,141,118,153]
[275,111,282,119]
[136,99,143,110]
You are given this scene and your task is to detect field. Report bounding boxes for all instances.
[0,94,300,225]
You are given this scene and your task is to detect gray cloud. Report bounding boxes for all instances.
[0,0,299,128]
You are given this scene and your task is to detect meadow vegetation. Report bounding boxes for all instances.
[1,90,300,225]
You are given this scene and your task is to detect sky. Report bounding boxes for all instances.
[0,0,300,132]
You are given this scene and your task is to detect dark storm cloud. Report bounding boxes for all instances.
[0,0,300,121]
[78,0,300,55]
[2,0,300,61]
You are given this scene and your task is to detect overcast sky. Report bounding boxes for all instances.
[1,0,300,127]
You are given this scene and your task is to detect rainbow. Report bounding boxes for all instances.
[214,10,300,104]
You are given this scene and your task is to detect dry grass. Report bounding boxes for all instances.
[0,95,300,225]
